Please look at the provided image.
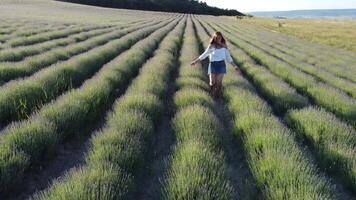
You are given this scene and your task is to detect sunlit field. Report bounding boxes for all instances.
[236,17,356,52]
[0,0,355,199]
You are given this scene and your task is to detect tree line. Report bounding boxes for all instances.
[56,0,245,16]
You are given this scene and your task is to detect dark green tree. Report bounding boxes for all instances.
[56,0,245,16]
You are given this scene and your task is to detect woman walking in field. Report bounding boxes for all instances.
[191,31,240,98]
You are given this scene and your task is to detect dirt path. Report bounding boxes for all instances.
[135,59,179,200]
[135,108,175,200]
[213,98,261,200]
[4,66,144,200]
[6,135,90,200]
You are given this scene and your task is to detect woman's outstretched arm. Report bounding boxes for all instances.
[191,45,212,66]
[225,49,241,73]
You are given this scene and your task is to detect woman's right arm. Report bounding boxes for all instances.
[191,45,212,65]
[198,46,212,61]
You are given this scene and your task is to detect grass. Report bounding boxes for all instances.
[0,19,179,194]
[237,17,356,52]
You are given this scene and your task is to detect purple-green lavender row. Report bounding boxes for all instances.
[203,20,356,128]
[0,20,147,62]
[6,24,110,47]
[0,17,181,195]
[199,17,356,195]
[0,19,166,84]
[230,19,356,68]
[223,24,356,97]
[162,17,233,200]
[33,16,186,200]
[229,25,356,83]
[0,19,168,126]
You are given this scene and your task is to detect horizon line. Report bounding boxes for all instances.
[247,7,356,13]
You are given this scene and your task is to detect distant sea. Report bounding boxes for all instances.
[249,9,356,20]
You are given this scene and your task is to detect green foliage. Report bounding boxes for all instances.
[57,0,244,16]
[163,18,233,200]
[222,69,334,199]
[0,20,157,83]
[0,26,113,62]
[286,107,356,193]
[163,139,232,200]
[212,21,356,126]
[0,19,180,194]
[31,17,186,199]
[176,77,210,91]
[34,164,133,200]
[174,88,214,111]
[0,20,169,125]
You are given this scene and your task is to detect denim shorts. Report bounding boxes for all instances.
[208,60,226,74]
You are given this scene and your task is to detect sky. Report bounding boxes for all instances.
[200,0,356,12]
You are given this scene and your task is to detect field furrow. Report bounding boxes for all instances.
[0,23,74,45]
[286,107,356,194]
[0,20,148,62]
[5,25,110,48]
[0,23,79,47]
[0,20,165,84]
[193,17,260,199]
[202,20,356,128]
[0,17,181,196]
[222,69,336,199]
[200,18,356,197]
[0,26,115,62]
[0,1,354,199]
[229,22,356,73]
[0,19,170,128]
[230,26,356,83]
[232,20,356,66]
[222,24,356,97]
[31,16,186,200]
[162,17,233,200]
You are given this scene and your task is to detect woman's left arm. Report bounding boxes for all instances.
[225,49,240,73]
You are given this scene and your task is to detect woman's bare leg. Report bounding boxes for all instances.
[209,74,218,97]
[216,74,224,98]
[209,74,216,86]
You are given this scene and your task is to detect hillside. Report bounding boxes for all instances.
[56,0,245,16]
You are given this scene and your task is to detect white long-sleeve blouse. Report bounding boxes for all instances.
[198,46,234,64]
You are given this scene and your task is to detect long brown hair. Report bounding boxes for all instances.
[209,31,227,48]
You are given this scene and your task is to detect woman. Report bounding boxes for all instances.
[191,31,240,98]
